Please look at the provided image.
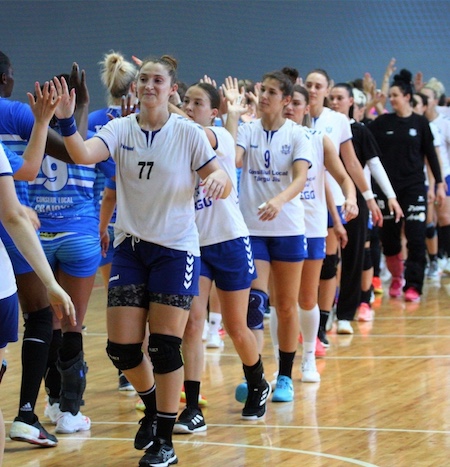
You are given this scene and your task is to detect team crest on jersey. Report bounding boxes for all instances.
[281,144,291,155]
[326,127,332,134]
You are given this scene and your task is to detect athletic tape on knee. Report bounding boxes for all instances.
[320,254,339,280]
[247,289,268,330]
[148,334,183,374]
[106,340,143,371]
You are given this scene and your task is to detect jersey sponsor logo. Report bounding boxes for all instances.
[121,144,135,151]
[299,190,315,200]
[250,144,259,148]
[386,131,394,135]
[409,128,417,137]
[194,197,213,211]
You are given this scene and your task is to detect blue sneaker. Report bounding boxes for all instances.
[235,382,248,403]
[272,375,294,402]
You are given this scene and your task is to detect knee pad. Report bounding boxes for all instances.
[363,248,372,271]
[320,254,339,280]
[426,223,436,239]
[106,340,143,371]
[247,289,268,330]
[57,351,88,415]
[23,307,53,346]
[148,334,183,374]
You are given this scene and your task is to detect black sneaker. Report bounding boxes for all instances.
[318,327,330,347]
[173,407,206,434]
[134,413,157,450]
[242,379,271,420]
[9,416,58,447]
[139,438,178,466]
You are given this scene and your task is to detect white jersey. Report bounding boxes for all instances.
[0,146,17,299]
[237,118,312,236]
[430,113,450,177]
[96,113,216,255]
[311,107,352,205]
[195,127,249,246]
[424,122,441,183]
[301,129,328,238]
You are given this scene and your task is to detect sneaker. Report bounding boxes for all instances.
[443,258,450,275]
[404,287,420,303]
[317,327,330,348]
[272,375,294,402]
[235,381,248,403]
[139,437,177,467]
[136,398,145,412]
[357,303,374,322]
[325,306,336,332]
[135,413,157,450]
[173,407,206,434]
[55,411,91,434]
[315,337,327,358]
[44,399,62,425]
[205,331,223,349]
[118,373,135,391]
[427,260,440,279]
[301,358,321,383]
[241,379,271,419]
[337,320,354,335]
[9,416,58,447]
[389,277,404,298]
[180,387,208,407]
[372,276,383,294]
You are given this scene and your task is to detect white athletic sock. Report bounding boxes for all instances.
[299,305,320,358]
[208,312,222,334]
[269,306,279,361]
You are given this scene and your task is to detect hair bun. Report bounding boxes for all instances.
[394,69,413,85]
[281,67,299,85]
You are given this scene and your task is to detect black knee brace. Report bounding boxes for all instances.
[148,334,183,374]
[23,307,53,346]
[247,289,268,330]
[57,351,88,415]
[106,340,143,371]
[320,254,339,280]
[426,223,436,239]
[363,248,372,271]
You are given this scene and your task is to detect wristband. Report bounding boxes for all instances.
[58,116,77,137]
[362,190,375,201]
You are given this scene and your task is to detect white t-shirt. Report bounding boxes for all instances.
[96,113,216,255]
[430,113,450,177]
[237,118,312,236]
[195,127,249,246]
[0,145,17,299]
[301,129,328,238]
[311,107,352,205]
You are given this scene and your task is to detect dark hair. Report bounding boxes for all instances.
[0,51,11,75]
[176,80,188,101]
[139,54,178,85]
[293,84,309,104]
[391,69,414,101]
[191,82,221,110]
[262,69,293,98]
[332,82,355,117]
[281,67,299,85]
[351,78,364,91]
[413,92,429,108]
[306,68,331,85]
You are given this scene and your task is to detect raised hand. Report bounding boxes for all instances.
[26,81,61,126]
[222,76,241,104]
[69,62,89,107]
[52,76,76,119]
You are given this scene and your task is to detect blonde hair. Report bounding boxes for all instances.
[99,51,137,105]
[424,77,445,100]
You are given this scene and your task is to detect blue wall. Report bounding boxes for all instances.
[2,0,449,109]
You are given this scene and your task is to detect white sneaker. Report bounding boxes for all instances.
[55,411,91,434]
[202,320,209,341]
[206,331,223,349]
[301,358,321,383]
[337,320,354,335]
[44,400,63,425]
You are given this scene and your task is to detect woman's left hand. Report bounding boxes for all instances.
[200,169,228,200]
[257,198,283,221]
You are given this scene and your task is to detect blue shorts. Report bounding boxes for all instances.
[109,236,200,296]
[40,232,101,277]
[200,237,257,291]
[446,175,450,196]
[0,292,19,348]
[5,243,34,275]
[250,235,307,262]
[327,205,347,228]
[99,225,115,267]
[305,237,326,260]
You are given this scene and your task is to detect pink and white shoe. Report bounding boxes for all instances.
[357,303,374,322]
